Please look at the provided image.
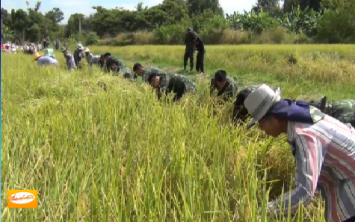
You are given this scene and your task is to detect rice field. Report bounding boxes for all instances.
[1,45,354,221]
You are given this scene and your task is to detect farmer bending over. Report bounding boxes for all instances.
[61,48,76,71]
[34,52,59,67]
[244,84,355,222]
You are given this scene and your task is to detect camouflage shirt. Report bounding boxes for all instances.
[158,74,196,101]
[106,56,126,69]
[210,76,238,102]
[324,99,355,127]
[120,66,137,79]
[166,74,197,94]
[142,67,167,83]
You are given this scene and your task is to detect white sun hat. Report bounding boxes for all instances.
[244,84,281,129]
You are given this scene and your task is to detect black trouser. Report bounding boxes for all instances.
[196,50,205,72]
[184,48,194,70]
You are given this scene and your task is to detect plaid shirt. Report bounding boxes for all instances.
[268,114,355,222]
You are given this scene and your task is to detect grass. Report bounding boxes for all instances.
[2,44,353,221]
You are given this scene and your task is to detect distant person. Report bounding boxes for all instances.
[84,48,100,66]
[43,39,47,49]
[210,70,238,102]
[34,52,59,67]
[244,84,355,222]
[148,73,197,102]
[73,44,85,67]
[44,36,50,48]
[195,36,205,73]
[61,48,76,71]
[55,39,59,50]
[184,27,197,71]
[133,63,167,83]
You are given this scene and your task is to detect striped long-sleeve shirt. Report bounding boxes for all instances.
[268,115,355,222]
[86,53,100,66]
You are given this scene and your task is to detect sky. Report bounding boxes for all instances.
[1,0,257,24]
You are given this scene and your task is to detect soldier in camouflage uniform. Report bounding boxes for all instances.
[120,66,137,79]
[233,85,281,125]
[133,63,167,83]
[105,56,126,74]
[148,73,197,102]
[123,72,138,80]
[310,97,355,127]
[99,53,111,69]
[184,27,197,71]
[210,70,238,102]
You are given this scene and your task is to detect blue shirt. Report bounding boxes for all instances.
[37,56,58,67]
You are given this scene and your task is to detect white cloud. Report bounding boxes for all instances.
[220,0,257,13]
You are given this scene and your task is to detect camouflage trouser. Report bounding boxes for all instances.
[184,47,194,69]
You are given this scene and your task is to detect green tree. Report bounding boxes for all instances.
[45,7,64,23]
[186,0,224,17]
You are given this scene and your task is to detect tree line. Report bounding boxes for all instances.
[2,0,355,46]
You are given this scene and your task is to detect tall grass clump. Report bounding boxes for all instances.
[1,52,326,221]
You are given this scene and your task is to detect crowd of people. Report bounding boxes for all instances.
[13,31,355,222]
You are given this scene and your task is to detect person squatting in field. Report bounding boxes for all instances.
[244,84,355,222]
[61,48,76,71]
[195,36,205,73]
[148,73,197,102]
[133,63,167,83]
[210,70,238,102]
[34,51,59,67]
[184,27,198,71]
